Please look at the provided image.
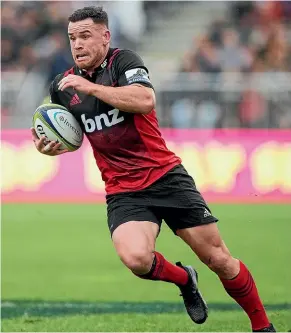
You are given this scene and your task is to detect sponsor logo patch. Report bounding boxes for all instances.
[81,109,125,132]
[125,68,151,85]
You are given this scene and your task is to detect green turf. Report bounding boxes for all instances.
[2,311,291,332]
[2,203,291,332]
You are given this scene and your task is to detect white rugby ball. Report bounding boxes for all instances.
[33,103,83,152]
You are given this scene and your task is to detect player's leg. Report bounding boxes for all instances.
[112,220,158,275]
[121,165,209,324]
[107,197,190,286]
[112,219,209,324]
[157,164,273,330]
[176,223,275,332]
[111,220,188,285]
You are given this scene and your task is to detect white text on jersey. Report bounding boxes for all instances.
[81,109,125,132]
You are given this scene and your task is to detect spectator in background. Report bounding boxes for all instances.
[1,1,22,31]
[179,51,199,73]
[195,36,221,73]
[254,1,283,25]
[217,28,252,72]
[46,31,74,84]
[263,24,289,72]
[195,101,222,129]
[17,4,48,44]
[170,98,195,128]
[239,90,268,128]
[17,45,38,72]
[208,20,226,47]
[179,35,221,74]
[1,2,22,71]
[230,1,255,25]
[1,33,18,71]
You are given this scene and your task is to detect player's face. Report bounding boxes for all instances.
[68,18,110,70]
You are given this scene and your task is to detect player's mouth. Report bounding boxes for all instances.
[76,54,89,62]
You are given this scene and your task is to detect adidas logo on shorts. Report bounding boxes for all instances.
[204,209,212,218]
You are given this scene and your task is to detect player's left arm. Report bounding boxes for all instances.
[58,50,155,114]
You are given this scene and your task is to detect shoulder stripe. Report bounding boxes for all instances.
[108,49,121,69]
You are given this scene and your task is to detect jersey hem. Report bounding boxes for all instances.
[105,160,181,196]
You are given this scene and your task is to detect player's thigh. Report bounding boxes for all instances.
[176,222,230,265]
[111,215,160,272]
[160,169,225,263]
[107,196,161,259]
[112,219,159,259]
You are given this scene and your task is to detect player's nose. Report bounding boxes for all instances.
[74,39,83,50]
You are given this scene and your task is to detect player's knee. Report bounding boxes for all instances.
[201,247,232,274]
[208,252,231,274]
[119,250,153,274]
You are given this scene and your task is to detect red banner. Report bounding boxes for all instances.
[2,129,291,203]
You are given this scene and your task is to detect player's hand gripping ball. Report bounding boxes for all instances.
[32,103,83,155]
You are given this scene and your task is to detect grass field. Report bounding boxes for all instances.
[2,203,291,332]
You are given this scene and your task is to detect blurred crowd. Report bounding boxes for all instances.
[1,1,147,82]
[2,1,291,129]
[2,2,71,82]
[180,2,291,74]
[170,1,291,129]
[1,0,150,127]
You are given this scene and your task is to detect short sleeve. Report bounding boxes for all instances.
[113,50,154,89]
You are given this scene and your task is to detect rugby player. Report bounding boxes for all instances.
[31,6,275,332]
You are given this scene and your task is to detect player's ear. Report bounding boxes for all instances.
[103,29,111,45]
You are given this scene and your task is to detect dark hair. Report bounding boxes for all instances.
[68,6,108,27]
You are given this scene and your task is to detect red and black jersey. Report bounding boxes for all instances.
[50,48,181,194]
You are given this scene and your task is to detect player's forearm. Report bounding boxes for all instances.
[90,84,155,114]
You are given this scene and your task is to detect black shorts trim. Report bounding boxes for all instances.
[107,204,162,235]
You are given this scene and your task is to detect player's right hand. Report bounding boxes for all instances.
[31,128,69,156]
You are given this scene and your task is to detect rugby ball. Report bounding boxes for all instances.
[33,103,83,152]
